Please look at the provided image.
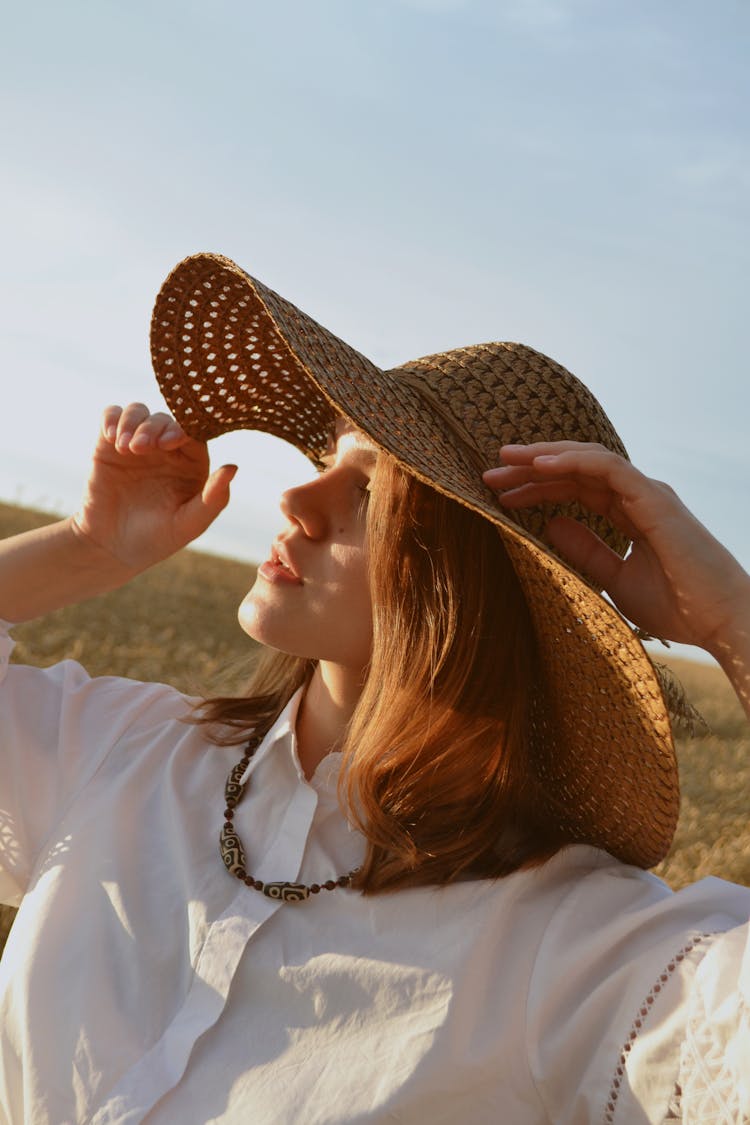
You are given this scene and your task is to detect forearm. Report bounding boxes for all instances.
[708,609,750,722]
[0,517,134,624]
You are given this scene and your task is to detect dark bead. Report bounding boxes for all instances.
[244,876,254,886]
[324,880,336,890]
[253,879,264,890]
[337,876,349,886]
[310,884,320,894]
[224,808,234,819]
[235,867,246,879]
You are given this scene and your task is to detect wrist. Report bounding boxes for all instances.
[702,573,750,722]
[66,515,138,590]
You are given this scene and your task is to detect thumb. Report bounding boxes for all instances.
[202,463,238,517]
[177,464,238,543]
[546,515,625,593]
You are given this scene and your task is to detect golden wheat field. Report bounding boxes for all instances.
[1,501,748,953]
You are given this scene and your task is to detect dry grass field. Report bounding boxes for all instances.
[0,501,748,952]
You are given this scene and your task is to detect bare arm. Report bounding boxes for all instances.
[0,517,132,624]
[0,404,236,624]
[483,443,750,720]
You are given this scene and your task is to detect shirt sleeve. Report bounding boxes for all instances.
[526,853,750,1124]
[671,918,750,1122]
[0,620,192,906]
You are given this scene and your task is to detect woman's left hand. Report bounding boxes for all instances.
[483,442,750,664]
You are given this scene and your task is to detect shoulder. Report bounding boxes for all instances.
[530,846,749,987]
[3,655,196,725]
[1,616,193,724]
[525,846,750,1122]
[548,847,749,934]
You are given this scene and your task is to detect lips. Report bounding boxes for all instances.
[272,541,301,578]
[257,540,304,586]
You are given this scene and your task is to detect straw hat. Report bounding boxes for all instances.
[151,251,680,869]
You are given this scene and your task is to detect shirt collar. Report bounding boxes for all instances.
[238,688,304,787]
[235,684,344,792]
[238,687,345,799]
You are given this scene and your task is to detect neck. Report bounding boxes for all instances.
[296,661,364,779]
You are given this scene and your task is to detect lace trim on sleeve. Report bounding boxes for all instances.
[603,933,712,1123]
[664,1084,682,1120]
[665,943,750,1124]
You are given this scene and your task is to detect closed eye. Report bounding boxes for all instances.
[314,457,370,492]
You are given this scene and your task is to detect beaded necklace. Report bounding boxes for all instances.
[220,728,361,903]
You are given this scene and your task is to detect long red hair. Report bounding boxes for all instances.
[194,454,566,892]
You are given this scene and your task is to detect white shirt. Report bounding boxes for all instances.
[0,622,748,1125]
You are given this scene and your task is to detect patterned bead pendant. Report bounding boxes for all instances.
[224,761,248,806]
[220,822,246,876]
[262,882,311,902]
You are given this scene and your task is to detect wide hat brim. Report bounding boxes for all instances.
[151,252,679,869]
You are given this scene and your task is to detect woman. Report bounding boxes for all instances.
[0,252,748,1123]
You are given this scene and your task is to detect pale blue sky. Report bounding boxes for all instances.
[2,1,748,659]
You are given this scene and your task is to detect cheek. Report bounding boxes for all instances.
[328,552,373,653]
[336,579,373,667]
[336,550,371,610]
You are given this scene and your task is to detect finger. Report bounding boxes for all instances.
[496,479,579,506]
[497,479,642,540]
[526,450,673,539]
[156,418,191,449]
[499,441,609,464]
[129,412,188,452]
[101,405,123,443]
[482,465,536,490]
[115,403,151,451]
[524,448,643,497]
[545,516,626,592]
[486,445,628,491]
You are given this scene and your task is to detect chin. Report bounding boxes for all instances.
[237,584,373,669]
[238,590,275,645]
[238,591,309,658]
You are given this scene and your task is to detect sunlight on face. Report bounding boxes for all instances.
[238,419,378,675]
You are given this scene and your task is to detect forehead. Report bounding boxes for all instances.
[322,416,379,459]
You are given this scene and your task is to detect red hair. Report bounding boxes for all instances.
[194,454,566,892]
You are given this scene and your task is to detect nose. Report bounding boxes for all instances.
[279,478,329,540]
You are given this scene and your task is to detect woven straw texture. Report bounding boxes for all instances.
[151,252,679,868]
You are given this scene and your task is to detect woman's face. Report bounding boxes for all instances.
[238,420,376,675]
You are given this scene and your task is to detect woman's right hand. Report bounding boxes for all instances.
[72,404,237,575]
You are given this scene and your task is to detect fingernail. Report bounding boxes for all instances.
[116,432,132,450]
[534,455,559,465]
[130,433,150,448]
[105,425,116,441]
